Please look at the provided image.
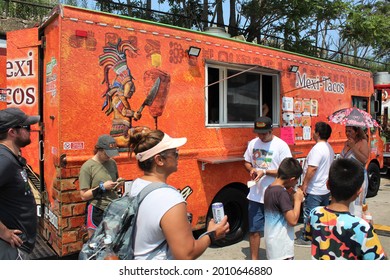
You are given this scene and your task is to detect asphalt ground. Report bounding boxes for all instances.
[198,174,390,260]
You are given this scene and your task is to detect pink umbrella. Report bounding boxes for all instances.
[328,107,380,128]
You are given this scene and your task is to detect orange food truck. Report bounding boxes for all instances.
[2,4,383,258]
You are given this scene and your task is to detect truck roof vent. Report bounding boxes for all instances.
[204,26,231,39]
[374,72,390,86]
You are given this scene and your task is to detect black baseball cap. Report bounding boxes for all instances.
[96,134,119,157]
[0,108,40,132]
[254,116,273,133]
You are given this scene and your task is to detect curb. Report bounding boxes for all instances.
[374,224,390,237]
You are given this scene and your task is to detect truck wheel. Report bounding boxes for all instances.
[367,163,380,198]
[207,187,248,247]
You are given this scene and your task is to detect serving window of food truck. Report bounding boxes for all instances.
[206,62,280,126]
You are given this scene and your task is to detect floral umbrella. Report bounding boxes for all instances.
[328,107,380,128]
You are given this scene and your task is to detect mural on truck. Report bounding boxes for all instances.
[99,35,171,151]
[98,34,191,204]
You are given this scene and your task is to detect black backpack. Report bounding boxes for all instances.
[78,181,172,260]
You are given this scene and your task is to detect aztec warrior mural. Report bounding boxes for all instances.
[99,36,170,150]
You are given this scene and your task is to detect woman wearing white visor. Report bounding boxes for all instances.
[127,127,229,260]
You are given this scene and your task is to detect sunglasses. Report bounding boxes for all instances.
[13,125,31,131]
[160,149,179,159]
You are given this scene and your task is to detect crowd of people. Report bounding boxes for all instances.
[0,108,387,260]
[245,116,386,260]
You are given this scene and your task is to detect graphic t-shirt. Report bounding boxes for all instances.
[264,185,294,260]
[244,136,292,203]
[304,206,386,260]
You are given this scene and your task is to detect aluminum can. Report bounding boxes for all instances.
[212,202,224,224]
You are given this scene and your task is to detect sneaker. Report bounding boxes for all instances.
[294,238,311,247]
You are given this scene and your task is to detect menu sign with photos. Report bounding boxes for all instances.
[303,126,311,140]
[294,98,302,113]
[302,99,311,115]
[282,97,294,111]
[294,113,302,127]
[311,99,318,116]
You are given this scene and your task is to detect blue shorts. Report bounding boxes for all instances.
[248,200,264,233]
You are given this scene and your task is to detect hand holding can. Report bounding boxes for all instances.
[212,202,225,224]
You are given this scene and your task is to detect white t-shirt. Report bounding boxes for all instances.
[125,178,185,260]
[244,135,292,203]
[303,141,335,195]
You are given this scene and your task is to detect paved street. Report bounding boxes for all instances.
[198,175,390,260]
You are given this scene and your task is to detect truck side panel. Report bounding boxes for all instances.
[5,28,40,169]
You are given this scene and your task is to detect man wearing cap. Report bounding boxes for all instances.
[79,134,124,238]
[244,116,292,260]
[0,108,40,259]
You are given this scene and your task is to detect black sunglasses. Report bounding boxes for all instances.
[160,150,179,159]
[13,125,31,131]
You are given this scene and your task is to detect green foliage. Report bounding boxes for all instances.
[1,0,56,20]
[62,0,78,6]
[341,0,390,69]
[157,0,203,30]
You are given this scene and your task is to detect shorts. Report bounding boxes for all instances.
[0,239,30,260]
[86,204,104,230]
[248,200,264,233]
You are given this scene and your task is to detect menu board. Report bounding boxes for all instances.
[311,99,318,116]
[302,99,311,115]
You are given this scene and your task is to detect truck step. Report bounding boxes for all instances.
[30,234,57,259]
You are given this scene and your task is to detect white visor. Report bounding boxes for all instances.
[135,133,187,162]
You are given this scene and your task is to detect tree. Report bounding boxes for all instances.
[1,0,55,20]
[228,0,238,36]
[62,0,77,6]
[201,0,210,29]
[157,0,202,29]
[240,0,286,43]
[341,0,390,69]
[309,0,348,59]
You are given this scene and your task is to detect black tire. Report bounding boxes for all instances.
[367,162,380,198]
[207,187,248,247]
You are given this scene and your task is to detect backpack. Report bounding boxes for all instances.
[78,181,172,260]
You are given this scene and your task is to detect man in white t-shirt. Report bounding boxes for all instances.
[244,117,292,259]
[295,121,334,247]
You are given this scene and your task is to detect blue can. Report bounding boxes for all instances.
[212,202,224,224]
